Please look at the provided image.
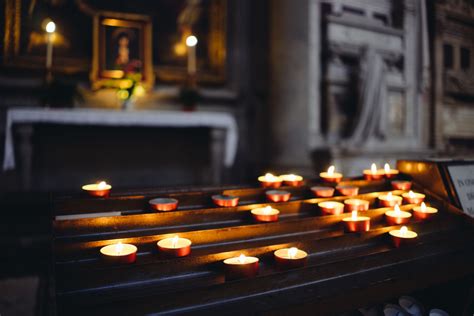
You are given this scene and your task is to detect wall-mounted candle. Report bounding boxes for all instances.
[342,210,371,232]
[100,242,137,264]
[385,204,412,225]
[320,165,343,183]
[363,163,384,181]
[212,194,239,207]
[311,186,335,197]
[378,192,402,207]
[45,20,56,71]
[391,180,412,191]
[336,185,359,197]
[402,191,425,205]
[258,173,283,188]
[413,202,438,221]
[274,247,308,269]
[157,235,192,257]
[318,201,344,216]
[149,198,179,212]
[384,163,399,179]
[251,206,280,222]
[186,35,198,75]
[280,174,303,187]
[224,254,259,280]
[344,199,369,212]
[389,226,417,248]
[82,181,111,197]
[266,190,291,202]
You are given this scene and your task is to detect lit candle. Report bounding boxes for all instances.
[385,204,412,225]
[157,235,192,257]
[186,35,198,75]
[344,199,369,212]
[274,247,308,269]
[389,226,418,248]
[378,192,402,207]
[402,191,425,205]
[100,242,137,264]
[149,198,179,212]
[342,210,371,232]
[319,165,343,183]
[384,163,399,179]
[413,202,438,221]
[82,181,112,198]
[391,180,412,191]
[45,21,56,71]
[336,185,359,197]
[310,186,335,197]
[363,163,385,181]
[223,254,259,280]
[318,201,345,216]
[251,206,280,222]
[265,190,291,203]
[258,173,283,188]
[212,194,239,207]
[280,174,303,187]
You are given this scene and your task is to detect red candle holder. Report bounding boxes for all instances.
[149,198,179,212]
[266,190,291,202]
[82,181,111,198]
[389,226,417,248]
[224,254,259,280]
[391,181,412,191]
[310,186,335,198]
[402,191,425,205]
[258,173,282,188]
[157,236,192,257]
[319,166,343,183]
[342,211,371,232]
[318,201,344,215]
[251,206,279,222]
[385,205,412,225]
[412,202,438,221]
[212,194,239,207]
[378,193,403,207]
[274,247,308,269]
[100,243,137,264]
[344,199,369,212]
[280,174,303,187]
[336,185,359,197]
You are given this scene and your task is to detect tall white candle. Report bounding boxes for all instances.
[186,35,198,75]
[45,21,56,70]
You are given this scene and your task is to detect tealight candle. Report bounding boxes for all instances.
[344,199,370,212]
[157,235,192,257]
[319,165,343,183]
[100,242,137,264]
[378,192,403,207]
[280,174,303,187]
[224,254,259,280]
[384,163,399,179]
[385,205,412,225]
[258,173,282,188]
[251,206,280,222]
[274,247,308,269]
[413,202,438,221]
[149,198,179,212]
[310,186,335,198]
[342,211,370,232]
[82,181,111,198]
[318,201,344,216]
[391,180,412,191]
[212,194,239,207]
[402,191,425,205]
[266,190,291,202]
[363,163,385,181]
[336,185,359,196]
[389,226,417,248]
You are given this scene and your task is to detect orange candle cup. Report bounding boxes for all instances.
[82,181,111,198]
[318,201,345,216]
[342,211,371,233]
[212,194,239,207]
[363,163,385,181]
[100,242,137,264]
[413,202,438,221]
[389,226,418,248]
[385,205,412,225]
[384,163,399,179]
[311,186,335,198]
[319,165,343,183]
[378,192,403,207]
[336,185,359,197]
[224,254,259,280]
[402,191,425,205]
[344,199,370,212]
[157,236,192,257]
[280,174,303,187]
[274,247,308,269]
[258,173,282,188]
[149,198,179,212]
[251,206,280,222]
[266,190,291,203]
[391,180,412,191]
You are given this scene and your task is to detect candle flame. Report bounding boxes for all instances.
[371,163,377,174]
[387,192,393,200]
[421,202,426,212]
[264,173,275,181]
[394,204,401,214]
[328,165,335,175]
[288,247,298,259]
[286,174,297,180]
[351,210,358,220]
[98,181,107,189]
[186,35,198,47]
[408,190,415,198]
[238,254,246,264]
[45,21,56,33]
[400,226,408,236]
[384,163,390,173]
[115,242,123,255]
[263,206,272,215]
[171,235,179,248]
